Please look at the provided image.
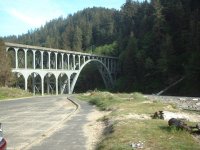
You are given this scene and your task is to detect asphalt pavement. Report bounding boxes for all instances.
[28,96,93,150]
[0,95,76,150]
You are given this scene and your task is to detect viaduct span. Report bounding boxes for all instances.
[5,42,118,95]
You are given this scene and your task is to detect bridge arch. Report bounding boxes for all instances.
[70,59,113,94]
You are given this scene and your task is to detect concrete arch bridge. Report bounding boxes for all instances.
[5,42,118,95]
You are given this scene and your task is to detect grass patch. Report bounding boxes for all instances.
[0,87,32,100]
[78,91,200,150]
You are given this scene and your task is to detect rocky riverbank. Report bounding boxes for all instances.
[146,95,200,111]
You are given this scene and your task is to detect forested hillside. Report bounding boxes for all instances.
[3,0,200,96]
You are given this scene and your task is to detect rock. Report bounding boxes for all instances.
[179,98,186,101]
[168,118,191,131]
[83,92,92,96]
[131,141,144,149]
[192,98,198,101]
[162,111,189,121]
[196,102,200,106]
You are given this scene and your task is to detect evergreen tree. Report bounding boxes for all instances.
[0,39,13,86]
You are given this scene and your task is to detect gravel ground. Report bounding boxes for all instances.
[83,107,109,150]
[146,95,200,111]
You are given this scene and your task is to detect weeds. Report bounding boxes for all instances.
[79,91,200,150]
[0,87,32,100]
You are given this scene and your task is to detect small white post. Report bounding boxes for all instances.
[78,55,81,69]
[61,53,64,70]
[67,54,70,70]
[55,52,58,70]
[73,55,75,70]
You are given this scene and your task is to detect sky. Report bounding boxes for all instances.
[0,0,127,37]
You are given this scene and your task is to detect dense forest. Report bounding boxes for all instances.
[3,0,200,96]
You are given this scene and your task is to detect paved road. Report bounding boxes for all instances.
[29,97,93,150]
[0,96,76,150]
[0,96,95,150]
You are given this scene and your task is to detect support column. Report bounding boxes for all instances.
[108,58,110,71]
[41,51,44,69]
[110,60,113,73]
[59,77,62,94]
[24,49,27,69]
[55,52,58,70]
[61,53,64,70]
[100,57,103,63]
[67,54,70,70]
[104,58,106,68]
[68,77,71,94]
[47,76,50,94]
[41,76,44,96]
[48,52,51,70]
[78,55,81,69]
[33,50,36,69]
[32,73,35,95]
[73,55,75,70]
[24,75,28,91]
[83,56,85,64]
[15,48,19,69]
[56,76,58,95]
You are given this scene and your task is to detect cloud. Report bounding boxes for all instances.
[8,8,43,27]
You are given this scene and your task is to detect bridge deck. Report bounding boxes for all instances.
[5,42,117,59]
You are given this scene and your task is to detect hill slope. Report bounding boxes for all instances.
[3,0,200,96]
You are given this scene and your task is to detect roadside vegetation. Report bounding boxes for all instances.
[0,87,32,101]
[78,92,200,150]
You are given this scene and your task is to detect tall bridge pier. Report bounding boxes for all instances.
[5,42,118,95]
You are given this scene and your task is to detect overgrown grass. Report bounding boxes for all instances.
[78,91,200,150]
[0,87,32,100]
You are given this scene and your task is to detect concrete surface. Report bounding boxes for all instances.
[29,96,93,150]
[0,95,76,150]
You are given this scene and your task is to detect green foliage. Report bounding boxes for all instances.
[90,42,118,56]
[0,87,32,100]
[2,0,200,96]
[0,39,13,86]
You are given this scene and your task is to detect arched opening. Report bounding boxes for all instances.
[50,52,56,69]
[58,73,68,94]
[44,73,56,94]
[14,72,25,89]
[43,51,49,69]
[69,54,73,70]
[27,49,33,68]
[75,55,79,70]
[35,51,41,69]
[73,61,107,93]
[27,73,42,94]
[63,54,68,69]
[7,47,15,68]
[18,48,25,68]
[57,53,62,69]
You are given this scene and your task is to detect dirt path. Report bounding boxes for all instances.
[83,107,109,150]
